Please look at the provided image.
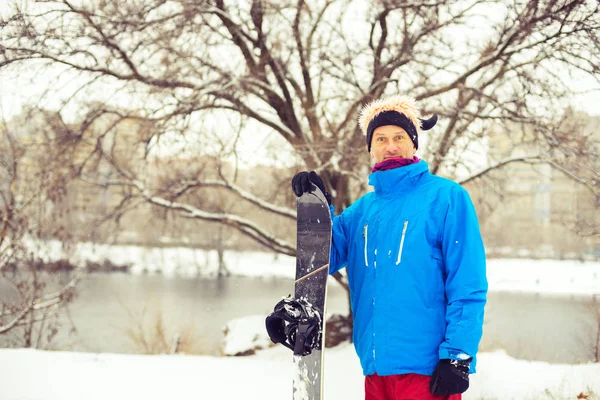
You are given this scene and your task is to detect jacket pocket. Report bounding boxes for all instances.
[395,220,409,265]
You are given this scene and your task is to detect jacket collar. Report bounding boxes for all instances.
[368,160,429,196]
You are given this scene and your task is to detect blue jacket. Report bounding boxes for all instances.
[329,161,487,376]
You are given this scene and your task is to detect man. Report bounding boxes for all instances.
[291,96,487,400]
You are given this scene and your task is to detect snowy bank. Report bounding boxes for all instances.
[220,315,273,356]
[487,258,600,296]
[25,239,297,279]
[0,346,598,400]
[24,240,600,295]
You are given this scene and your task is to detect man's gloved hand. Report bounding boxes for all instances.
[291,171,332,205]
[429,359,471,396]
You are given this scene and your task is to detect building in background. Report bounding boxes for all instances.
[477,114,600,260]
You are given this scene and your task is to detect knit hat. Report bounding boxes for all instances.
[359,95,438,152]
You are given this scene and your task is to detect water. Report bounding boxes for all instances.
[58,273,350,356]
[480,292,599,363]
[3,273,599,363]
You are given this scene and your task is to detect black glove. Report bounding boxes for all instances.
[430,358,471,396]
[291,171,332,205]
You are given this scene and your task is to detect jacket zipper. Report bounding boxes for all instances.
[363,224,369,266]
[396,220,408,265]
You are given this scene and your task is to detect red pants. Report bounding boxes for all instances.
[365,373,462,400]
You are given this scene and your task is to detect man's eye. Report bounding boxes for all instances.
[377,137,385,142]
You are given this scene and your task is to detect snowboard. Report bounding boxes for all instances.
[292,185,332,400]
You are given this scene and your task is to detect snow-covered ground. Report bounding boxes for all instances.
[2,241,600,399]
[0,343,598,400]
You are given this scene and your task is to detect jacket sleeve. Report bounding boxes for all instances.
[328,199,360,274]
[438,185,488,370]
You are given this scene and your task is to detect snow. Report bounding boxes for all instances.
[24,239,297,279]
[220,315,273,356]
[486,258,600,296]
[0,345,598,400]
[293,356,312,400]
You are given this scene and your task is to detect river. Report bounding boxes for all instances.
[2,272,599,364]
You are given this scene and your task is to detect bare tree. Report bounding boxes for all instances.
[0,117,80,347]
[1,0,599,305]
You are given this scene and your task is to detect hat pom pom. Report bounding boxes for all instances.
[420,114,438,131]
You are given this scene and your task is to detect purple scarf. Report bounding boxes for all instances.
[372,156,420,172]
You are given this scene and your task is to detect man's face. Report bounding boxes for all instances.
[370,125,416,163]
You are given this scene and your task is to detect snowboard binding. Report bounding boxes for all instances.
[265,296,323,356]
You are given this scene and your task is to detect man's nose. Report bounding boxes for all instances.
[385,142,397,153]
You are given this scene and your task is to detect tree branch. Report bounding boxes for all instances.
[99,178,296,256]
[170,179,296,220]
[0,274,79,334]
